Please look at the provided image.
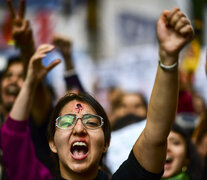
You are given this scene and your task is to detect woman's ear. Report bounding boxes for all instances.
[49,140,57,153]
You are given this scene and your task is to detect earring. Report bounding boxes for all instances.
[182,166,187,172]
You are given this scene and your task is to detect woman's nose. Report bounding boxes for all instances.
[167,142,172,152]
[10,75,19,83]
[72,119,87,135]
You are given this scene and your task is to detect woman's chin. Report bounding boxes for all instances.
[162,171,172,179]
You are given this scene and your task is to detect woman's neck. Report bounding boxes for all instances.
[60,166,99,180]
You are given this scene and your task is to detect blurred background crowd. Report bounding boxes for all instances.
[0,0,206,102]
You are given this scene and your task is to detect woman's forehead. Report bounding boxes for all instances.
[60,100,96,115]
[169,131,185,142]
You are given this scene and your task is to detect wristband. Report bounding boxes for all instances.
[159,60,178,71]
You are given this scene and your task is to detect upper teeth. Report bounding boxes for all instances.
[73,142,87,147]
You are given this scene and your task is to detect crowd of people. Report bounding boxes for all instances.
[0,0,207,180]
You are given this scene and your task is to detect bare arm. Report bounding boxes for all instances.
[10,44,60,121]
[133,7,194,173]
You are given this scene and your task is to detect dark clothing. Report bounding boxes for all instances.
[64,71,85,93]
[52,151,163,180]
[51,170,109,180]
[29,115,56,173]
[112,150,163,180]
[112,114,145,131]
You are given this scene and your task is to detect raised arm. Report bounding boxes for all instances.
[133,7,194,173]
[52,34,85,93]
[10,44,60,120]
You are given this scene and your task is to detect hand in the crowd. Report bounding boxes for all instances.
[26,44,61,84]
[157,7,194,63]
[8,0,33,47]
[52,34,72,57]
[52,34,74,70]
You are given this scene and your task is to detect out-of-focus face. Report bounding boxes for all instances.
[163,131,188,178]
[192,95,205,116]
[119,93,147,118]
[49,100,108,179]
[110,93,147,128]
[0,62,24,111]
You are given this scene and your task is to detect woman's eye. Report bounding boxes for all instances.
[59,116,74,128]
[84,116,100,127]
[60,122,72,127]
[85,121,98,127]
[172,140,181,146]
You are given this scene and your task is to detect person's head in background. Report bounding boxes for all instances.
[162,123,202,180]
[107,86,123,108]
[47,93,111,179]
[109,91,147,130]
[0,56,24,116]
[192,93,206,117]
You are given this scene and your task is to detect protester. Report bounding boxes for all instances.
[162,123,202,180]
[109,91,147,130]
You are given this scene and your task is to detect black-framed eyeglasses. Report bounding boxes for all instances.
[56,114,104,130]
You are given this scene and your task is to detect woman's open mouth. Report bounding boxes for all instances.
[164,157,173,169]
[71,141,89,160]
[5,85,20,96]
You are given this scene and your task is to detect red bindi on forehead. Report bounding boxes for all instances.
[76,103,83,113]
[69,101,84,114]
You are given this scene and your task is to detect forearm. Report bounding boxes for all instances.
[133,54,178,173]
[10,78,38,121]
[146,55,178,142]
[20,43,35,63]
[19,40,35,75]
[64,54,74,71]
[18,38,35,56]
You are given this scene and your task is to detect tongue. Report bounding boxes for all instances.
[73,149,86,158]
